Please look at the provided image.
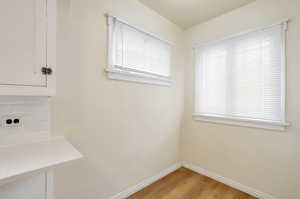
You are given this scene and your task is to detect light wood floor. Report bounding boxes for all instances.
[127,168,257,199]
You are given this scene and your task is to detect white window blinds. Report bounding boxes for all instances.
[194,22,288,127]
[106,15,172,85]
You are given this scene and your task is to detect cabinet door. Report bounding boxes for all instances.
[0,173,46,199]
[0,0,47,86]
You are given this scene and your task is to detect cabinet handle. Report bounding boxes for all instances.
[42,67,53,75]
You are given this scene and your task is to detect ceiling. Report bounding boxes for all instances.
[139,0,255,29]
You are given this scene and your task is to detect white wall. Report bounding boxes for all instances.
[181,0,300,198]
[52,0,300,198]
[52,0,184,198]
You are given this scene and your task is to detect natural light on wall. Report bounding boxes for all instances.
[194,20,290,131]
[106,14,172,86]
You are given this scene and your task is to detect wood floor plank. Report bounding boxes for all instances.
[127,168,257,199]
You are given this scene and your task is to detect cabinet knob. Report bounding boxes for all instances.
[42,67,53,75]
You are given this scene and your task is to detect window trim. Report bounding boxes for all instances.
[193,113,290,131]
[193,19,290,131]
[105,14,173,86]
[105,67,171,86]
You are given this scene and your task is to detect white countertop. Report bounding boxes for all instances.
[0,137,82,185]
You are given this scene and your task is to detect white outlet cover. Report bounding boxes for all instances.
[1,115,23,128]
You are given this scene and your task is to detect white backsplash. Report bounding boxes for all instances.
[0,97,50,147]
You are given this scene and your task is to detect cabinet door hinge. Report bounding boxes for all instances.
[42,67,53,75]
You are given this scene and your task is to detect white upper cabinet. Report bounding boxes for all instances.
[0,0,56,96]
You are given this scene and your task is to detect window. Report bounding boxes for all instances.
[194,21,289,130]
[106,14,172,86]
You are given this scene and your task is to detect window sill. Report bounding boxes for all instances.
[105,68,171,86]
[193,113,290,131]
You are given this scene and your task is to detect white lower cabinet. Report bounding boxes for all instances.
[0,138,81,199]
[0,173,47,199]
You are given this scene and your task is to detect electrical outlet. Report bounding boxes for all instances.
[1,115,23,128]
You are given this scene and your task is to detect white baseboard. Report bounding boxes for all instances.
[182,161,278,199]
[110,163,182,199]
[110,162,278,199]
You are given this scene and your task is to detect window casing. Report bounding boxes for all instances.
[194,20,289,131]
[106,14,172,86]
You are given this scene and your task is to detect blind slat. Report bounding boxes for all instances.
[195,24,286,122]
[113,20,171,77]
